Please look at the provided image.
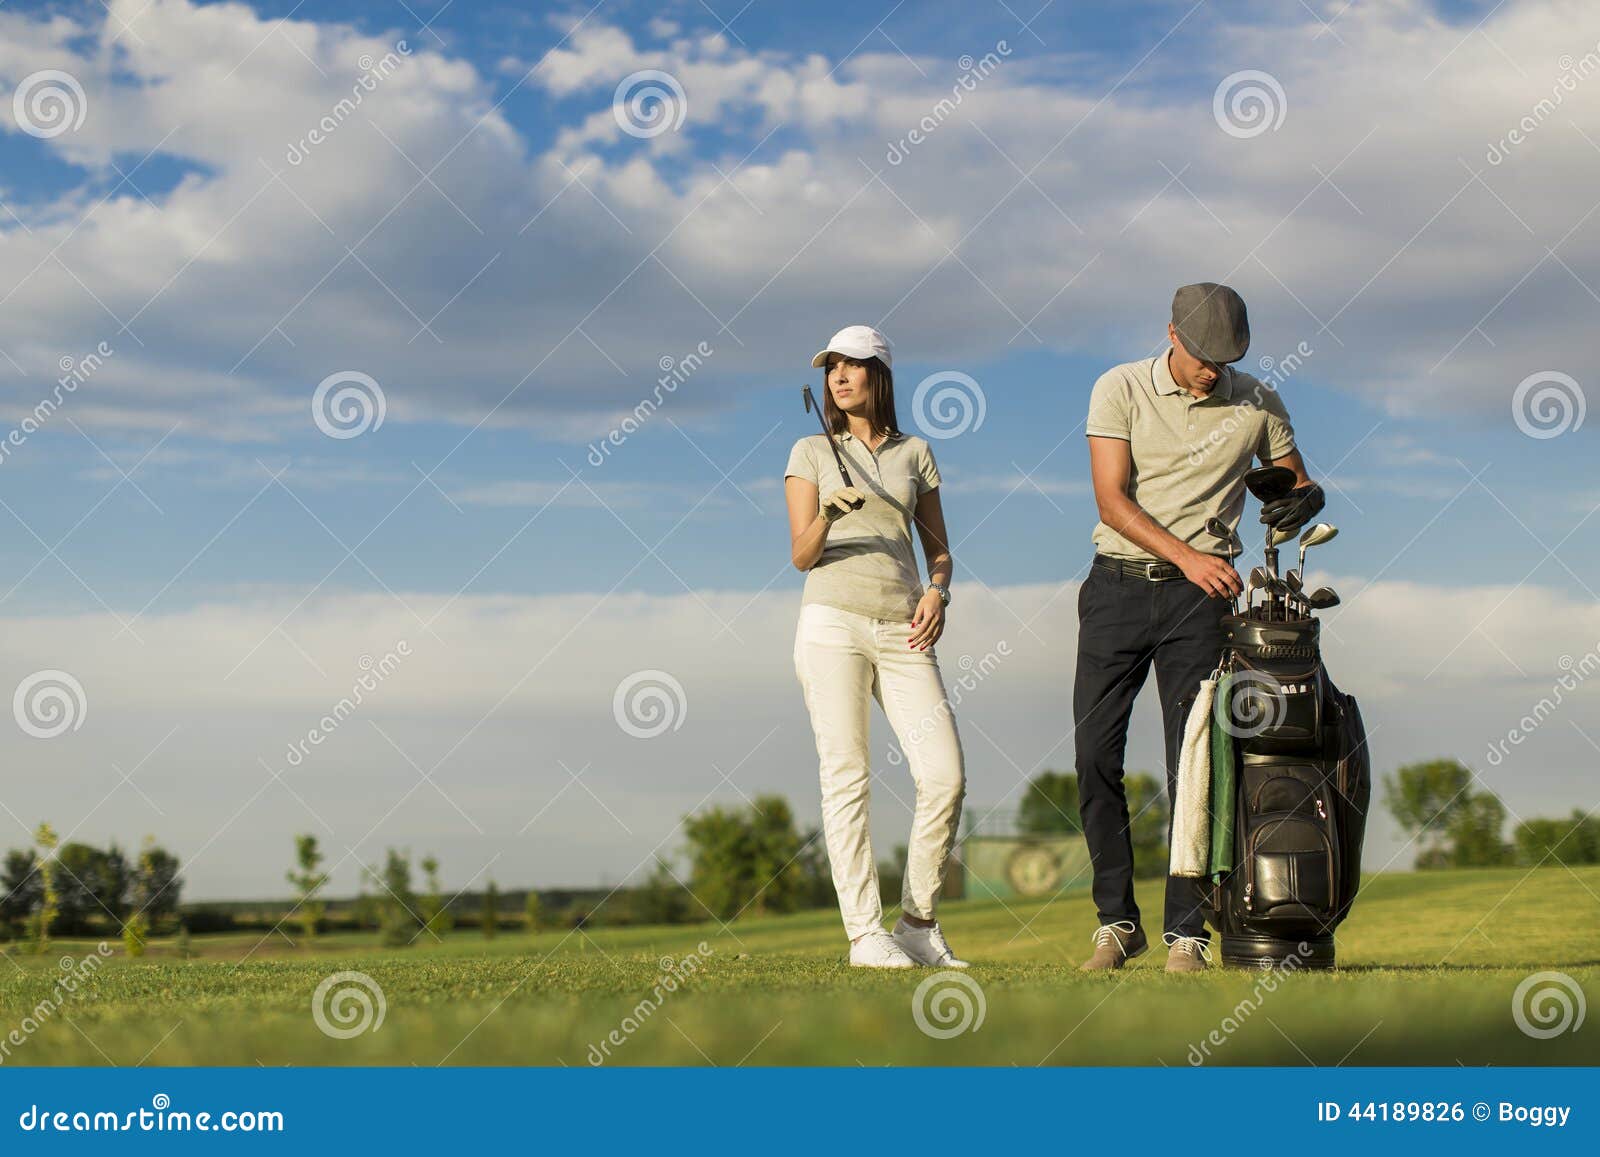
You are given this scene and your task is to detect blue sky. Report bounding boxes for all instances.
[1,0,1597,902]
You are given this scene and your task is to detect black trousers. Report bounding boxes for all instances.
[1073,562,1229,940]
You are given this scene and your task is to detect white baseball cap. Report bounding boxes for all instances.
[811,324,892,370]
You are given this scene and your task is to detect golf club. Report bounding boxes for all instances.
[1297,523,1339,580]
[1247,565,1271,613]
[1205,516,1243,610]
[1307,587,1340,609]
[802,385,855,489]
[1284,570,1304,618]
[1244,466,1298,620]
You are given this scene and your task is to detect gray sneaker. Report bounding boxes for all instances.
[1080,920,1148,971]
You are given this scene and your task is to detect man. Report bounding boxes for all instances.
[1075,283,1323,973]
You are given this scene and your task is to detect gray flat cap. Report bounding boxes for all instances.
[1171,282,1250,365]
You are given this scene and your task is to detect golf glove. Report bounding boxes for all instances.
[821,486,867,522]
[1259,482,1325,535]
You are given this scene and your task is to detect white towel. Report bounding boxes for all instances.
[1170,677,1217,878]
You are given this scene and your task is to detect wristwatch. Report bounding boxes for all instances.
[929,582,951,606]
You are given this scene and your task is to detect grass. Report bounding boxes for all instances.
[3,866,1597,1066]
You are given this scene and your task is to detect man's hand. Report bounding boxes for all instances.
[1260,482,1324,536]
[820,486,867,523]
[1178,548,1242,599]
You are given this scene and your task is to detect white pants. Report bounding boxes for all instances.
[793,603,966,940]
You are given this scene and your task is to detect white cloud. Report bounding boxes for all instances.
[2,0,1596,447]
[4,573,1596,897]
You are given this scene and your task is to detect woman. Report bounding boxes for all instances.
[785,324,968,969]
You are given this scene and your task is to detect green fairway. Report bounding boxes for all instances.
[4,866,1597,1066]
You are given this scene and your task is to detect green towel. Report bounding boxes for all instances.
[1209,671,1237,880]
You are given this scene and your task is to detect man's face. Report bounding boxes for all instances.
[1167,324,1222,392]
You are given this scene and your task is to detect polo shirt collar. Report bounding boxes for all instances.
[838,430,906,443]
[1153,349,1235,402]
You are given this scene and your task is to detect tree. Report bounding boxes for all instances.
[31,823,59,953]
[1018,771,1082,834]
[133,844,181,928]
[286,835,329,941]
[54,842,128,934]
[1383,759,1473,868]
[420,855,451,937]
[369,850,419,947]
[1448,792,1512,866]
[482,880,499,940]
[1,849,40,935]
[1515,811,1600,866]
[682,795,828,921]
[524,890,544,933]
[123,838,162,957]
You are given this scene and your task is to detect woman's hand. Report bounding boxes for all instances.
[821,486,866,523]
[908,589,947,651]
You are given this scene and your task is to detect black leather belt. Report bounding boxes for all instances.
[1093,553,1185,582]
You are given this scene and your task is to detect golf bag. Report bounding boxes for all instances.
[1207,612,1371,969]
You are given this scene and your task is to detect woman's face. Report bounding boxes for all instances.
[826,355,871,412]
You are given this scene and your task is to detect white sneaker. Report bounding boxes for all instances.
[849,929,917,969]
[892,918,970,969]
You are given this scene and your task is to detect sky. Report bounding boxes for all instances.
[0,0,1597,902]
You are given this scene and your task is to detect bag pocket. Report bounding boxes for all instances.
[1228,653,1323,748]
[1245,813,1335,921]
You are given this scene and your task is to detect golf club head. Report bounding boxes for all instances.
[1299,523,1339,550]
[1244,465,1297,503]
[803,385,816,414]
[1205,516,1241,557]
[1307,587,1340,609]
[1269,526,1298,547]
[1285,571,1303,595]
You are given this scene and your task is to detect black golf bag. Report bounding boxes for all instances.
[1207,612,1372,969]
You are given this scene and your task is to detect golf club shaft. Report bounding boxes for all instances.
[802,386,854,488]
